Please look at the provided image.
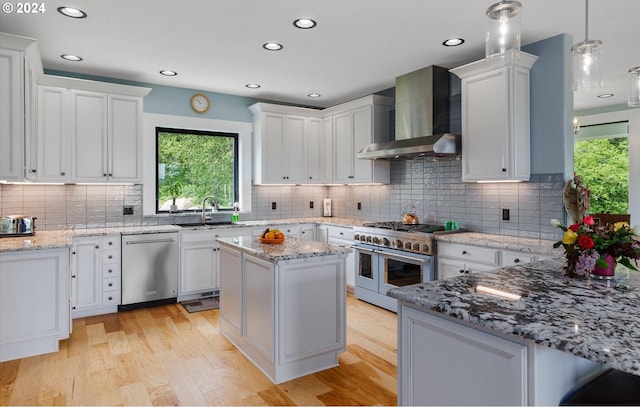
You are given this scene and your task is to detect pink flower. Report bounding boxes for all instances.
[583,215,595,225]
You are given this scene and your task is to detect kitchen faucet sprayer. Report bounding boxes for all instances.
[201,196,220,223]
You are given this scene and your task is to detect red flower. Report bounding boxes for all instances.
[578,235,595,249]
[569,223,580,232]
[583,215,595,225]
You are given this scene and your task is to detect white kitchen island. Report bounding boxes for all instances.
[388,259,640,406]
[217,235,350,384]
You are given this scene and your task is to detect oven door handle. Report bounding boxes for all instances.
[352,245,376,253]
[382,251,430,264]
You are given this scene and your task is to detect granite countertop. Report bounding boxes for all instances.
[436,232,563,257]
[217,235,351,262]
[0,225,181,252]
[388,259,640,376]
[0,218,362,252]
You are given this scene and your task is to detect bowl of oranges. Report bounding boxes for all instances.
[257,228,285,244]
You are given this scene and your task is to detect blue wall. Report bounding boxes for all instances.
[522,34,573,175]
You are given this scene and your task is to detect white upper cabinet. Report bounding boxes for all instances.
[71,91,144,183]
[37,86,70,182]
[450,51,538,182]
[249,103,323,185]
[0,34,42,181]
[250,94,392,185]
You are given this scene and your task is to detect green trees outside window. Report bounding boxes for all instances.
[574,123,629,214]
[156,128,238,213]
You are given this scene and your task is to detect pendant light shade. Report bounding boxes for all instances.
[485,1,522,60]
[628,66,640,107]
[572,0,604,91]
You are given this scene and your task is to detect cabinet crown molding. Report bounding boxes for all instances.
[450,51,538,79]
[39,74,151,97]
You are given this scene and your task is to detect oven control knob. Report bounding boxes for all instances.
[360,235,367,242]
[366,236,372,243]
[404,242,413,250]
[420,244,430,253]
[372,237,380,245]
[392,239,402,248]
[354,234,360,241]
[381,238,390,246]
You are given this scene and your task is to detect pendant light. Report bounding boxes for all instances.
[628,66,640,107]
[572,0,604,92]
[485,1,522,61]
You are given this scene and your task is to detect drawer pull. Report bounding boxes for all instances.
[108,296,113,301]
[108,241,113,245]
[108,269,113,273]
[108,255,113,259]
[513,258,520,263]
[108,282,113,287]
[459,269,465,274]
[95,245,100,249]
[461,250,467,255]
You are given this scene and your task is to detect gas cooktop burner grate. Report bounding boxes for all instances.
[362,222,445,233]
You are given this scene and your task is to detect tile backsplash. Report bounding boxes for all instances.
[0,158,564,240]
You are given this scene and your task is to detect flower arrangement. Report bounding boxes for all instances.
[552,216,640,278]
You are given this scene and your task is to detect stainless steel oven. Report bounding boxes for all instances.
[353,222,441,312]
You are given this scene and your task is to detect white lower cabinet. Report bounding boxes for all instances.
[327,225,355,289]
[219,243,346,384]
[178,228,242,300]
[71,234,121,318]
[0,248,70,362]
[398,305,527,406]
[437,241,543,279]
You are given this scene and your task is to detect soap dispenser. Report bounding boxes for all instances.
[232,202,240,222]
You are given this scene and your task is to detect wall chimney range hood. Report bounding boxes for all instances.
[358,65,459,160]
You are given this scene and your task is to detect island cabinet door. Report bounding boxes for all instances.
[219,245,243,337]
[277,257,346,363]
[243,255,274,362]
[398,305,527,406]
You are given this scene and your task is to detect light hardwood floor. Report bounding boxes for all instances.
[0,294,398,406]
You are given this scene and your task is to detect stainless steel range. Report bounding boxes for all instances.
[352,222,453,312]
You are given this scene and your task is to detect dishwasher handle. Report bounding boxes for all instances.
[125,238,176,245]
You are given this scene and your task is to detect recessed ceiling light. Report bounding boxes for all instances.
[159,70,178,76]
[60,54,83,62]
[263,42,283,51]
[443,38,465,47]
[307,93,321,98]
[57,7,87,18]
[597,93,614,98]
[293,18,317,29]
[245,84,261,89]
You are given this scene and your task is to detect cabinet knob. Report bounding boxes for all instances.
[103,173,107,177]
[72,306,76,309]
[462,250,467,255]
[459,269,464,274]
[502,168,507,172]
[95,245,100,249]
[61,171,65,176]
[309,176,312,179]
[108,269,113,273]
[31,169,36,173]
[513,258,520,263]
[348,175,354,179]
[108,282,113,287]
[108,241,113,245]
[108,296,113,301]
[108,255,113,259]
[71,275,76,278]
[465,270,470,274]
[108,173,113,177]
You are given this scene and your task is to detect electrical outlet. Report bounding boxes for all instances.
[357,202,362,210]
[123,205,134,215]
[271,202,277,210]
[309,201,314,209]
[502,208,510,221]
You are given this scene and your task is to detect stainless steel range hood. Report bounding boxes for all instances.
[358,65,459,160]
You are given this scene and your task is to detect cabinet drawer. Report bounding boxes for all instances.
[102,236,120,249]
[103,249,119,264]
[181,230,218,243]
[103,277,119,292]
[103,292,120,305]
[503,251,535,266]
[328,227,354,240]
[102,263,120,278]
[438,243,499,266]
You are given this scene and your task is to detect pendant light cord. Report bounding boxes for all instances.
[584,0,590,41]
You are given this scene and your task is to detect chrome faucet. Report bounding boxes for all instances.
[201,196,220,224]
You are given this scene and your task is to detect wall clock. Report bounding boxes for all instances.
[190,93,210,113]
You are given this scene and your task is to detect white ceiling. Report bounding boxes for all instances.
[1,0,638,110]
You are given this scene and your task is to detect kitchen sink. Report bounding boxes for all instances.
[176,221,238,228]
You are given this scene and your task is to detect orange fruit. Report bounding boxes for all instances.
[265,232,275,239]
[274,232,284,239]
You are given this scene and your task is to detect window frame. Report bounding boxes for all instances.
[155,126,239,214]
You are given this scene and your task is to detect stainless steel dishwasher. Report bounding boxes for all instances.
[119,232,179,311]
